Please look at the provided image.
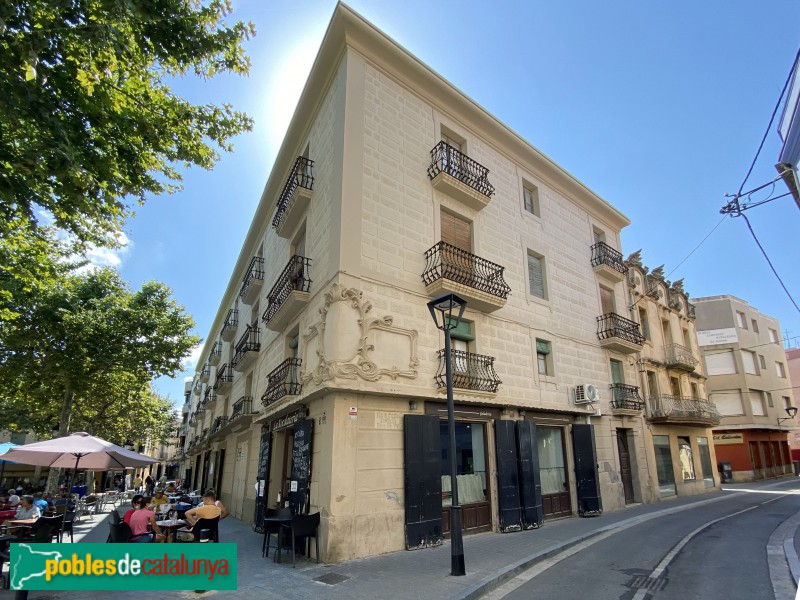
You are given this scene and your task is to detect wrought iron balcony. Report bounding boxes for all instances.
[199,363,210,382]
[239,256,265,305]
[261,358,303,408]
[422,241,510,312]
[232,324,260,372]
[590,242,628,282]
[231,396,254,422]
[610,384,644,412]
[597,313,645,354]
[435,349,501,394]
[263,255,312,331]
[203,386,217,406]
[221,308,239,342]
[273,156,314,238]
[196,399,206,414]
[213,363,233,395]
[647,395,720,427]
[663,343,698,372]
[211,415,229,435]
[208,340,222,366]
[427,142,494,210]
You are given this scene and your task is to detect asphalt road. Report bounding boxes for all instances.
[485,481,800,600]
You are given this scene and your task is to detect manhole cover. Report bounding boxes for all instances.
[313,572,350,585]
[626,575,668,592]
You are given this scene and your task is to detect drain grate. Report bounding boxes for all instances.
[313,572,350,586]
[626,575,668,592]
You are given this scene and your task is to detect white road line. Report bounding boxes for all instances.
[767,508,800,600]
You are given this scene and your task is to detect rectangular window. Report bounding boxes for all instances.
[769,328,779,343]
[638,307,650,341]
[714,390,745,416]
[759,354,766,369]
[670,377,682,397]
[646,370,659,398]
[610,359,623,384]
[523,184,540,217]
[751,319,759,333]
[527,252,547,300]
[537,427,567,495]
[776,362,786,378]
[536,339,553,376]
[741,350,757,375]
[736,311,747,328]
[697,438,715,488]
[705,350,737,375]
[750,390,766,416]
[690,382,699,398]
[653,435,676,497]
[439,421,486,507]
[766,392,774,407]
[785,396,793,410]
[678,437,695,481]
[600,286,615,315]
[440,210,472,252]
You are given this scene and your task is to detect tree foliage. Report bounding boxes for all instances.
[0,265,199,443]
[0,0,254,246]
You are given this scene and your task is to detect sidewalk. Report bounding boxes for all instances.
[5,477,799,600]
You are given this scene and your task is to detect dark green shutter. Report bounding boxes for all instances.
[516,420,543,529]
[571,424,603,516]
[404,414,443,549]
[495,420,522,531]
[253,426,272,532]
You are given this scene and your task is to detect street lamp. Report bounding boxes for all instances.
[427,292,467,577]
[777,406,798,427]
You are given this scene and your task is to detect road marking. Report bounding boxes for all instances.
[767,508,800,600]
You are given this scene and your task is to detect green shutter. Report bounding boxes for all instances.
[528,254,545,298]
[445,318,474,341]
[536,340,550,355]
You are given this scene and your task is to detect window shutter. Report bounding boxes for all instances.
[528,254,545,298]
[705,350,736,375]
[741,351,757,375]
[536,340,550,355]
[441,211,472,252]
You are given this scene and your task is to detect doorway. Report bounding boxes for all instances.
[616,429,635,504]
[538,427,571,518]
[440,421,491,536]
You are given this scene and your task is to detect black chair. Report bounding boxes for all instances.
[31,515,63,543]
[177,516,220,543]
[108,522,132,543]
[262,507,292,558]
[279,512,320,567]
[110,509,121,524]
[62,510,76,543]
[0,522,56,589]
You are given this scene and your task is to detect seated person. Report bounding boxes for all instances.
[15,496,41,521]
[32,493,49,514]
[177,491,221,541]
[151,489,169,510]
[6,494,20,509]
[128,496,164,543]
[204,489,230,520]
[123,495,144,525]
[165,482,177,494]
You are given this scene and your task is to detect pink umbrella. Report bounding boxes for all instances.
[3,432,157,470]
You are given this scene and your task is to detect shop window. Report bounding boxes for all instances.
[678,436,695,481]
[653,435,676,497]
[537,427,566,495]
[697,437,715,488]
[439,421,487,506]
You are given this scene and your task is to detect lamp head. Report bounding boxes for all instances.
[786,406,798,419]
[427,293,467,331]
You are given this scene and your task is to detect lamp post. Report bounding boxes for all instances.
[777,405,798,427]
[427,292,467,577]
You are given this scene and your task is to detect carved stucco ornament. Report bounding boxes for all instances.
[302,284,419,385]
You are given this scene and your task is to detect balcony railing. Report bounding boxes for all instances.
[231,396,254,422]
[422,241,510,301]
[663,343,698,371]
[199,363,210,382]
[261,358,303,407]
[211,416,229,435]
[221,308,239,342]
[597,313,645,347]
[203,386,217,405]
[435,349,501,394]
[214,364,233,393]
[648,395,721,426]
[610,384,644,411]
[427,141,495,199]
[239,256,265,303]
[208,340,222,366]
[232,324,260,370]
[272,156,314,230]
[262,255,312,325]
[590,242,628,277]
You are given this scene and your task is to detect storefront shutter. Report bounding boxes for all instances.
[253,426,272,532]
[495,420,522,532]
[289,419,313,514]
[516,420,543,529]
[571,424,603,516]
[404,414,443,549]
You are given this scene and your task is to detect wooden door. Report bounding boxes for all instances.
[616,429,635,504]
[538,427,571,519]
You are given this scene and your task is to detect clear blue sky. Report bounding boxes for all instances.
[112,1,800,404]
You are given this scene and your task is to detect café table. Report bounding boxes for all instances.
[263,514,293,563]
[156,519,187,543]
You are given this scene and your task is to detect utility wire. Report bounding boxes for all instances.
[701,334,800,357]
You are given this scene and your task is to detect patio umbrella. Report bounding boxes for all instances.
[0,442,18,489]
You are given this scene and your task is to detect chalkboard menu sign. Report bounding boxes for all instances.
[253,425,272,533]
[289,419,313,513]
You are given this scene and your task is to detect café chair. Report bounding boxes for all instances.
[262,507,292,558]
[279,512,320,567]
[108,522,132,543]
[177,516,220,543]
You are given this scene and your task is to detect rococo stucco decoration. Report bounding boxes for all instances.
[302,284,419,385]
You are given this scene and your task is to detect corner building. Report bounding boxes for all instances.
[183,4,665,562]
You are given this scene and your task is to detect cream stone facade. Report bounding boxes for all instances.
[624,254,720,498]
[179,4,712,563]
[693,295,796,481]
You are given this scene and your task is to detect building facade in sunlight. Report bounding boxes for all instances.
[180,4,719,562]
[694,295,797,482]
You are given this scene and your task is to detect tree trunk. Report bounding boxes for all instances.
[45,388,74,494]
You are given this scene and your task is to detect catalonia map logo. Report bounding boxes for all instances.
[10,543,237,590]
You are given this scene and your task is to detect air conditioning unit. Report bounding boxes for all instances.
[574,383,600,404]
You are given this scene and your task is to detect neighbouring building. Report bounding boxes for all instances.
[179,4,721,562]
[785,347,800,456]
[694,295,796,481]
[624,254,720,497]
[777,49,800,210]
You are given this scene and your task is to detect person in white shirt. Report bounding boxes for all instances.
[15,496,41,520]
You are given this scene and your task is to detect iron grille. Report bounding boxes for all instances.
[435,349,501,393]
[663,343,698,368]
[610,384,644,410]
[231,396,253,421]
[232,324,261,368]
[597,313,645,346]
[222,308,238,332]
[210,341,222,359]
[214,364,233,390]
[203,387,217,404]
[261,358,303,407]
[272,156,315,229]
[262,255,312,324]
[422,241,510,299]
[212,416,229,434]
[239,256,265,299]
[648,395,720,424]
[427,141,495,198]
[590,241,628,275]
